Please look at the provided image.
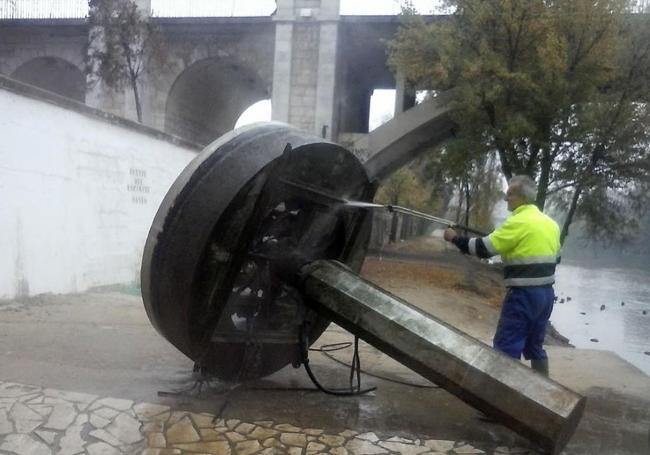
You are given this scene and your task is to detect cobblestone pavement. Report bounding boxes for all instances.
[0,381,544,455]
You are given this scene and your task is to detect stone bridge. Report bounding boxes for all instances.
[0,0,454,173]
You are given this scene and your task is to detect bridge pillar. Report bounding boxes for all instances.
[272,0,340,140]
[394,71,416,114]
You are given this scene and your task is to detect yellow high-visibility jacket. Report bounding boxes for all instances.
[468,204,561,287]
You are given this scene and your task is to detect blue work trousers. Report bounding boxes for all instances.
[493,286,554,360]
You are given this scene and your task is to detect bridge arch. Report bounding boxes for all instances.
[10,56,85,102]
[362,92,456,181]
[164,57,270,145]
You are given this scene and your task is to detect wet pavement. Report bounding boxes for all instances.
[1,289,649,455]
[0,379,538,455]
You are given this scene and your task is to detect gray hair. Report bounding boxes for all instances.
[508,175,537,203]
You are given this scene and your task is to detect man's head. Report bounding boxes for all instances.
[505,175,537,211]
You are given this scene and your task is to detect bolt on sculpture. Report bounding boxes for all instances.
[141,122,585,455]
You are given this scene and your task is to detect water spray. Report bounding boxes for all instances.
[343,200,488,237]
[281,178,488,237]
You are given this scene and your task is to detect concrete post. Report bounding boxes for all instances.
[394,72,406,114]
[394,71,416,114]
[302,260,586,455]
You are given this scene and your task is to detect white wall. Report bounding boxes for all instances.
[0,83,197,300]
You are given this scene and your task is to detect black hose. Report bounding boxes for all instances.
[320,350,439,389]
[309,339,439,389]
[349,336,361,391]
[309,341,352,352]
[300,325,376,396]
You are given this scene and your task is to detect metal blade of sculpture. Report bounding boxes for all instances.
[141,122,585,455]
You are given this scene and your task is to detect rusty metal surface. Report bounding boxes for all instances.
[141,122,373,380]
[300,260,586,455]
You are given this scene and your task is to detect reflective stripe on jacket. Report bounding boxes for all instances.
[482,204,561,287]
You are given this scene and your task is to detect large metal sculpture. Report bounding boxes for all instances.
[141,122,585,455]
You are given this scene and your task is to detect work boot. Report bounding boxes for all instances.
[531,359,549,377]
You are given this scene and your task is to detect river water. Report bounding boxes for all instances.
[552,262,650,375]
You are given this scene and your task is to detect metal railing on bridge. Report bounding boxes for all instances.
[0,0,86,19]
[0,0,276,19]
[0,0,458,20]
[150,0,275,17]
[0,0,456,20]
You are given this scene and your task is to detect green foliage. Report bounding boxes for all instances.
[388,0,650,244]
[374,139,502,233]
[422,138,503,231]
[551,99,650,242]
[375,167,431,210]
[87,0,168,122]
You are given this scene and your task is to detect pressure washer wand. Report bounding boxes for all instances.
[277,179,488,237]
[346,201,488,237]
[387,205,488,237]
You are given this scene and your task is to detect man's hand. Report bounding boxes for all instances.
[443,227,457,242]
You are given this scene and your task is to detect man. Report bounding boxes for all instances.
[443,175,560,376]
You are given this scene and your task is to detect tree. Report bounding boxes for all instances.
[87,0,167,122]
[421,136,503,232]
[375,166,433,242]
[375,166,431,209]
[388,0,650,245]
[550,6,650,243]
[374,144,502,239]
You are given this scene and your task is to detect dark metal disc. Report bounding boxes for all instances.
[141,122,373,381]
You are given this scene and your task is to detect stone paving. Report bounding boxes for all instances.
[0,381,541,455]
